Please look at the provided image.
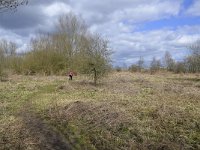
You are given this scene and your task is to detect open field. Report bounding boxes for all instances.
[0,72,200,150]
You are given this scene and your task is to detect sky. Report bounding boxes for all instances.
[0,0,200,67]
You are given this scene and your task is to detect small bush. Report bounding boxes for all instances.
[115,66,122,72]
[129,64,139,72]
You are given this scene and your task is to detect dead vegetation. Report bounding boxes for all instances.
[1,72,200,149]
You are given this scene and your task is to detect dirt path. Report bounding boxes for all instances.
[18,100,72,150]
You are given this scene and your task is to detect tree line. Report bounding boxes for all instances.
[0,13,111,83]
[128,40,200,74]
[0,13,200,81]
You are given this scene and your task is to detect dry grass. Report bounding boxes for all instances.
[0,72,200,149]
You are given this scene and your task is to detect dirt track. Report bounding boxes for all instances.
[21,112,71,150]
[17,98,72,150]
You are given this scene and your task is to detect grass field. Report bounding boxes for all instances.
[0,72,200,150]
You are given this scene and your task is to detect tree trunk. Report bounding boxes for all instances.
[93,68,97,86]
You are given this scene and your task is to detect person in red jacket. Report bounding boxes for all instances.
[68,71,73,80]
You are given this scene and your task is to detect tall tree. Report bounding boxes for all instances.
[0,42,5,75]
[163,51,175,71]
[186,40,200,72]
[190,40,200,56]
[137,56,144,72]
[150,57,161,73]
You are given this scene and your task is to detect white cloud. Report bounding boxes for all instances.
[1,0,200,67]
[110,25,200,66]
[109,0,181,23]
[66,0,200,66]
[43,2,71,17]
[0,28,34,52]
[69,0,182,25]
[186,1,200,16]
[0,28,23,45]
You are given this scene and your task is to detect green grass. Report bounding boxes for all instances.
[0,72,200,149]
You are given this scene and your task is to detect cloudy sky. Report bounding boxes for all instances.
[0,0,200,66]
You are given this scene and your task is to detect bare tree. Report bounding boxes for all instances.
[187,40,200,72]
[190,40,200,56]
[150,57,161,74]
[129,64,139,72]
[173,62,186,73]
[0,43,4,75]
[55,13,87,69]
[163,51,175,71]
[137,56,144,72]
[0,0,28,12]
[0,39,18,74]
[0,40,6,73]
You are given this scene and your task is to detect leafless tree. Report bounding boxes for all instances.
[186,40,200,72]
[137,56,144,72]
[150,57,161,74]
[163,51,175,71]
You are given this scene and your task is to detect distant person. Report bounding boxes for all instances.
[68,71,73,80]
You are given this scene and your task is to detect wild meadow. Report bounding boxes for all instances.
[1,72,200,150]
[0,6,200,150]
